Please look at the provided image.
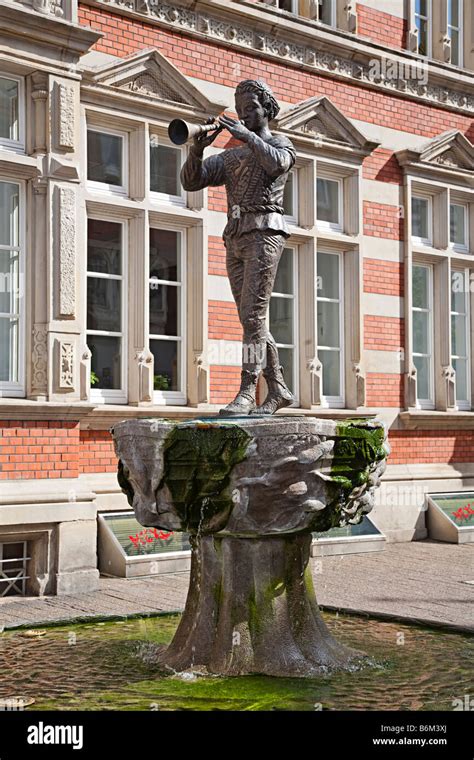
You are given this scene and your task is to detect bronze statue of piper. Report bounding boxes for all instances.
[178,79,296,416]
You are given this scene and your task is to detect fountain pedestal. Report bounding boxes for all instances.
[112,416,389,677]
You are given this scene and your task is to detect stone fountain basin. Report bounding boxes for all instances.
[112,415,389,677]
[112,415,389,539]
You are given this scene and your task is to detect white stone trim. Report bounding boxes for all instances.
[208,273,233,302]
[364,292,404,318]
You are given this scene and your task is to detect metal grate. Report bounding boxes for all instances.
[0,541,30,597]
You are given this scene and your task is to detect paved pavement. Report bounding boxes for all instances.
[0,540,472,632]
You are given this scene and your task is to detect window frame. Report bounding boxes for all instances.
[451,267,471,410]
[86,126,129,197]
[86,215,128,405]
[412,262,435,410]
[316,248,345,408]
[447,0,463,67]
[275,0,298,13]
[0,73,24,153]
[316,175,343,233]
[268,244,299,405]
[283,169,298,226]
[149,225,187,406]
[449,201,469,252]
[148,130,186,207]
[0,176,25,398]
[317,0,336,26]
[414,0,432,58]
[411,192,433,247]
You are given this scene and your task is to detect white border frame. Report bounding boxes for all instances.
[415,0,432,58]
[447,0,463,67]
[269,244,299,405]
[0,74,25,154]
[449,201,469,252]
[0,176,25,398]
[86,126,129,197]
[283,168,298,226]
[150,226,187,406]
[412,262,435,410]
[148,130,186,207]
[316,175,343,233]
[317,248,345,408]
[86,215,128,405]
[451,267,471,410]
[411,192,433,247]
[317,0,336,27]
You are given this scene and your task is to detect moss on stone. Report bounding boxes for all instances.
[160,423,251,534]
[318,419,388,530]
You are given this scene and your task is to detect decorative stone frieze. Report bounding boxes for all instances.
[84,0,474,114]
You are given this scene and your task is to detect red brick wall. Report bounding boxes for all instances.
[208,186,227,213]
[364,315,404,351]
[363,201,404,240]
[79,430,117,473]
[356,3,407,50]
[0,422,79,480]
[208,300,241,340]
[78,5,474,142]
[364,259,404,297]
[208,236,227,276]
[366,373,404,407]
[210,365,241,404]
[388,430,474,464]
[362,148,403,184]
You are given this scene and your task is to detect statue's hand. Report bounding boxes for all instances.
[192,117,222,154]
[218,114,251,143]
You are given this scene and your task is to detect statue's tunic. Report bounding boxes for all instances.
[180,132,296,239]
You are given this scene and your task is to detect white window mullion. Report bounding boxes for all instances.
[451,268,470,409]
[414,0,432,57]
[0,74,24,152]
[269,246,298,403]
[317,250,344,407]
[150,228,186,404]
[87,218,127,404]
[447,0,463,66]
[0,178,24,397]
[412,263,434,409]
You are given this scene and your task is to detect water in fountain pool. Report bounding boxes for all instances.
[0,612,470,711]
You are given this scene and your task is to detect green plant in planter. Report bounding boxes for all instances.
[90,371,100,386]
[154,374,170,391]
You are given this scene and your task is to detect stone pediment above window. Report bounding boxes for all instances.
[275,96,379,160]
[83,48,221,115]
[397,130,474,184]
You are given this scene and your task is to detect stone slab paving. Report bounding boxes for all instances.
[0,541,472,632]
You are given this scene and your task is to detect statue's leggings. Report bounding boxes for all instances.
[224,229,286,376]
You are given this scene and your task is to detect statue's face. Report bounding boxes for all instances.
[235,90,267,132]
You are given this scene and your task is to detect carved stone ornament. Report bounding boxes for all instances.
[56,83,75,152]
[59,341,74,389]
[92,0,474,114]
[57,187,76,318]
[31,324,48,394]
[31,0,64,16]
[124,72,186,103]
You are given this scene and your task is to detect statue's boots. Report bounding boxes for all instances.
[218,369,259,416]
[253,365,295,415]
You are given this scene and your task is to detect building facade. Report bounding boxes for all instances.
[0,0,473,594]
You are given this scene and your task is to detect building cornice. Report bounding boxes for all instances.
[0,1,101,64]
[80,0,474,115]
